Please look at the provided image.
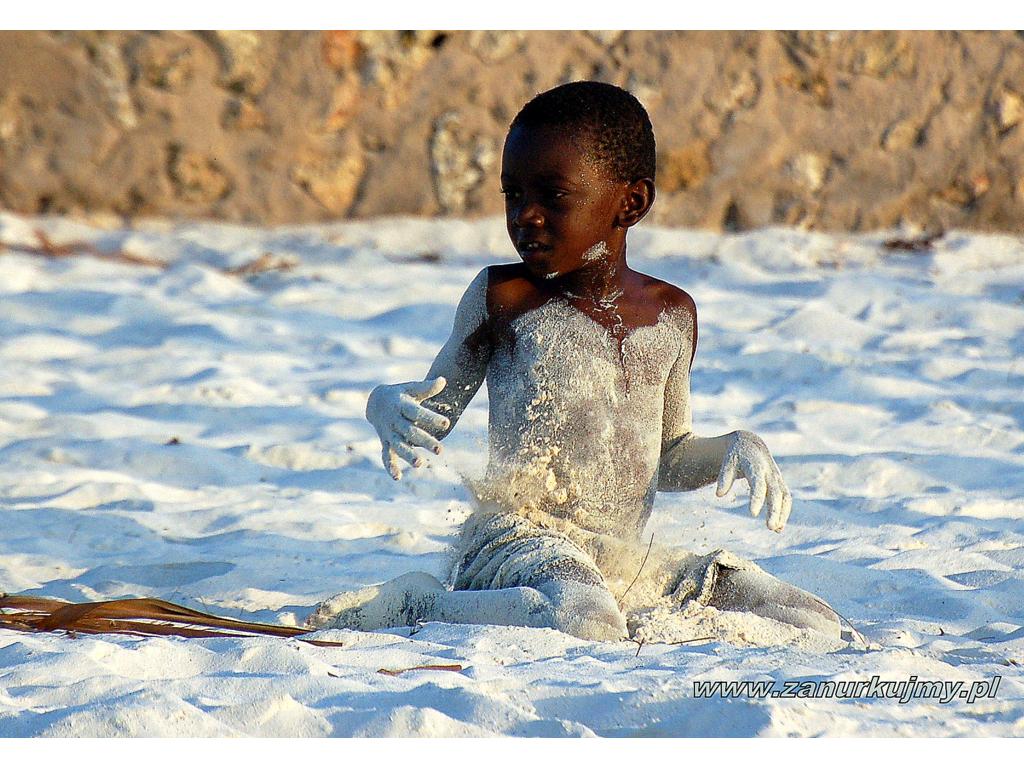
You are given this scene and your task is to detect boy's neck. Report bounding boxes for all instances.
[551,241,630,302]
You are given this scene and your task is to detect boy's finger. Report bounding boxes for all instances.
[770,489,792,532]
[716,455,738,497]
[391,419,436,450]
[399,399,451,433]
[766,485,785,532]
[390,440,423,469]
[748,476,768,518]
[405,376,447,402]
[406,424,443,455]
[381,443,401,481]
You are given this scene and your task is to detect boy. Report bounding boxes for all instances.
[307,82,841,641]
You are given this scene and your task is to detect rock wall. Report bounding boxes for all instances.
[1,30,1022,231]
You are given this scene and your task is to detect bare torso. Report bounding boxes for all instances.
[446,264,696,539]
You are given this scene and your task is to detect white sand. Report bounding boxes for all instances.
[1,211,1022,736]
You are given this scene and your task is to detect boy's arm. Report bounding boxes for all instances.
[656,306,793,532]
[366,268,492,480]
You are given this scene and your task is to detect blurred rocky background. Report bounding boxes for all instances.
[1,30,1022,232]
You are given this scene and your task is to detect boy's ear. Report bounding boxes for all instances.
[617,178,656,228]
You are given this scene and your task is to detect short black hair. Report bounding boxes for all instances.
[509,81,656,183]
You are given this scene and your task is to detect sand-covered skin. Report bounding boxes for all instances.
[1,212,1023,736]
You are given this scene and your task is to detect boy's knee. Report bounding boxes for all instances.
[305,571,444,631]
[535,579,627,641]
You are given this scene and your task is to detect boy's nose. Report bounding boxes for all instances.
[512,201,544,228]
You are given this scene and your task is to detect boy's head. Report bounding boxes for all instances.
[501,81,656,282]
[509,81,656,186]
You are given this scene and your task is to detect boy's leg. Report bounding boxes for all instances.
[532,577,627,640]
[305,509,628,641]
[670,549,842,638]
[707,567,842,638]
[304,571,627,641]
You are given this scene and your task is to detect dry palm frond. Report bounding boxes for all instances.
[0,594,345,647]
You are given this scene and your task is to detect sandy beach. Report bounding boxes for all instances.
[1,211,1022,736]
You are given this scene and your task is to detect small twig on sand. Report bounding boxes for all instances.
[670,636,716,646]
[630,634,715,657]
[618,533,655,607]
[377,664,463,676]
[408,619,427,636]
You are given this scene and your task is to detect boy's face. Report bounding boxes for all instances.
[500,125,629,282]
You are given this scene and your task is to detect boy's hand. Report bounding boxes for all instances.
[365,377,450,480]
[715,431,792,532]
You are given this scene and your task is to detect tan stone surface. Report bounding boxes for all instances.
[1,30,1022,231]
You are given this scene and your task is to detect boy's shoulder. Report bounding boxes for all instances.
[484,262,532,287]
[634,272,697,321]
[481,263,547,319]
[633,273,698,364]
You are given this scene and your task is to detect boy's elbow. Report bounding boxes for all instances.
[657,469,706,494]
[656,454,684,493]
[657,434,711,492]
[656,466,691,493]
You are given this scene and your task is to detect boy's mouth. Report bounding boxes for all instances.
[516,240,551,258]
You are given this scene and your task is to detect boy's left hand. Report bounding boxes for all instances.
[715,431,792,532]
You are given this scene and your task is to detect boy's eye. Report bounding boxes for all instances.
[499,188,568,206]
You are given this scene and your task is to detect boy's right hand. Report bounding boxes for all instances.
[365,377,450,480]
[715,430,793,533]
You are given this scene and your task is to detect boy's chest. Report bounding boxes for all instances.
[489,299,683,391]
